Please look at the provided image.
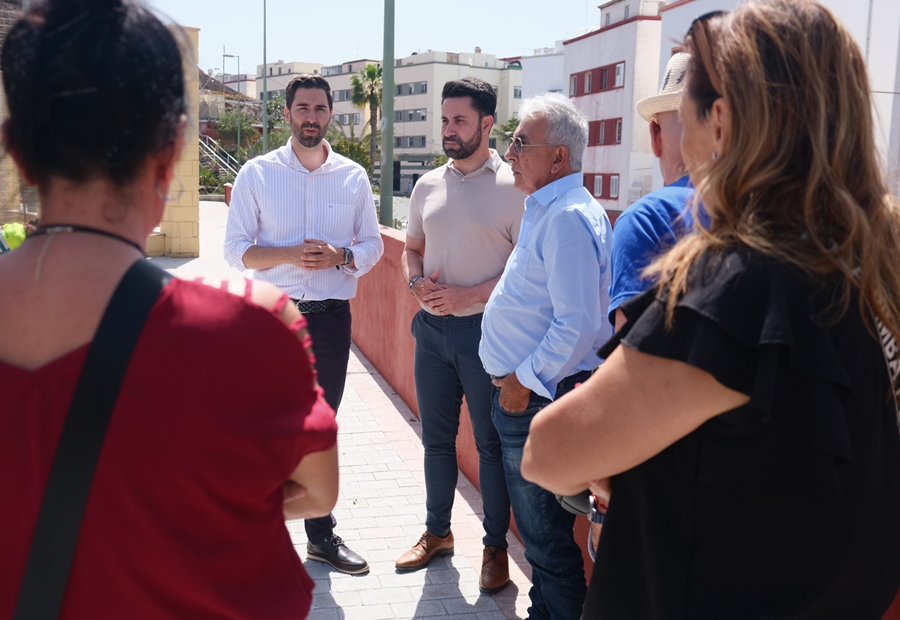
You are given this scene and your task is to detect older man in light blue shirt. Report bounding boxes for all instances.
[479,93,612,620]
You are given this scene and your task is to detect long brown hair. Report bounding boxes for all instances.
[650,0,900,340]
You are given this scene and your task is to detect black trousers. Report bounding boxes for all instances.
[300,302,352,542]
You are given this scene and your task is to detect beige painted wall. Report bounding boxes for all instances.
[148,25,201,258]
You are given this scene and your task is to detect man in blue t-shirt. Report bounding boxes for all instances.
[589,53,696,558]
[608,52,695,332]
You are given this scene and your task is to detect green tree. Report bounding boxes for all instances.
[217,108,256,159]
[330,136,372,172]
[492,116,519,146]
[432,152,449,168]
[266,94,286,133]
[351,64,382,174]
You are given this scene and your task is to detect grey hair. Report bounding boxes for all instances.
[517,93,588,172]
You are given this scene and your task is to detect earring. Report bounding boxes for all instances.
[155,180,172,203]
[712,152,718,161]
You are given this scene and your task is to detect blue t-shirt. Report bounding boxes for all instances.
[607,175,694,325]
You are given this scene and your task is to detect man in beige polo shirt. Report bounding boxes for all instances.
[398,77,525,594]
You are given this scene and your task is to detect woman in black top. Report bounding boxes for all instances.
[521,1,900,618]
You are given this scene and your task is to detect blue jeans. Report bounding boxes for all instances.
[491,371,591,620]
[412,310,511,549]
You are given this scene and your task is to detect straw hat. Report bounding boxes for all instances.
[635,52,691,123]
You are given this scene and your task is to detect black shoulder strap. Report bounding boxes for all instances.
[14,260,171,620]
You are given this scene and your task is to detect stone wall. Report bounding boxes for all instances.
[148,25,201,257]
[0,1,23,221]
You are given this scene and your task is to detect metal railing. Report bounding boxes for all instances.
[199,135,240,178]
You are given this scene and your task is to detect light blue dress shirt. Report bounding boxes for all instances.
[479,172,614,400]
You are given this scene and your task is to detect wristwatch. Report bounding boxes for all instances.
[342,247,353,265]
[588,493,607,525]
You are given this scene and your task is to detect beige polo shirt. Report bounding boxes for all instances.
[406,150,525,317]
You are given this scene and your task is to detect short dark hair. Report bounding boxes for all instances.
[441,77,496,119]
[285,75,333,110]
[1,0,186,188]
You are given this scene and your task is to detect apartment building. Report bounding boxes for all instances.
[390,48,523,186]
[320,59,382,141]
[520,42,566,99]
[255,60,325,102]
[218,73,257,99]
[565,0,665,216]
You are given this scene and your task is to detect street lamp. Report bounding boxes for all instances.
[262,0,268,153]
[223,51,242,164]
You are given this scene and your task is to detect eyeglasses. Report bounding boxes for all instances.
[507,136,554,155]
[686,10,727,98]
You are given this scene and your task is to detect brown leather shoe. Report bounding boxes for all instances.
[395,531,454,571]
[479,546,510,594]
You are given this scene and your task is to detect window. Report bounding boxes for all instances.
[417,109,427,121]
[594,175,603,197]
[624,5,630,19]
[347,64,353,72]
[395,110,402,122]
[615,120,622,143]
[447,53,460,63]
[489,137,497,150]
[278,67,282,75]
[269,67,273,76]
[610,175,619,198]
[514,86,522,99]
[585,72,592,94]
[353,113,360,125]
[605,12,611,27]
[599,122,606,145]
[615,62,625,87]
[342,114,350,125]
[601,68,608,90]
[569,75,577,96]
[418,81,427,94]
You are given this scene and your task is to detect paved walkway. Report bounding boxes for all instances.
[153,203,532,619]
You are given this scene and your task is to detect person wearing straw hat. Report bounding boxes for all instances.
[585,53,696,555]
[608,52,695,331]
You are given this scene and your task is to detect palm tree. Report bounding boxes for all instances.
[351,64,382,175]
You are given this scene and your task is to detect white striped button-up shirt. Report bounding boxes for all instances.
[224,138,384,301]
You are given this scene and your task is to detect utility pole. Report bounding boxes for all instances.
[262,0,268,154]
[380,0,394,227]
[223,51,241,164]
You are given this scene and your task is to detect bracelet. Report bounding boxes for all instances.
[408,276,423,291]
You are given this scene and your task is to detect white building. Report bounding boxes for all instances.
[218,73,257,99]
[387,48,523,189]
[565,0,666,217]
[321,59,382,142]
[256,60,325,102]
[658,0,900,193]
[520,42,566,99]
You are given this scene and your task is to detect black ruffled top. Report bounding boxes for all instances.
[583,248,900,620]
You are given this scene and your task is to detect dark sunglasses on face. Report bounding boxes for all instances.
[688,10,727,37]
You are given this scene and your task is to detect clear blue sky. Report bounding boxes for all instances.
[145,0,602,76]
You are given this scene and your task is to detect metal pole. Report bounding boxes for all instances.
[262,0,268,153]
[236,55,241,164]
[380,0,394,227]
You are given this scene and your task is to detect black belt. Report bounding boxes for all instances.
[290,298,348,314]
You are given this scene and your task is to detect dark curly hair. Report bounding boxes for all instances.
[1,0,187,188]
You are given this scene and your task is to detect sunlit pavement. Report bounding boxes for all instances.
[151,202,532,619]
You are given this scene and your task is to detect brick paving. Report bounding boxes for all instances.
[156,202,533,619]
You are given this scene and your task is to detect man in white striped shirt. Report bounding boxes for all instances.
[224,74,384,575]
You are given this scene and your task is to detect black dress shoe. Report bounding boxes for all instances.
[307,534,370,575]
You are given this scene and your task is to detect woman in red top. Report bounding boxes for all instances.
[0,0,338,618]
